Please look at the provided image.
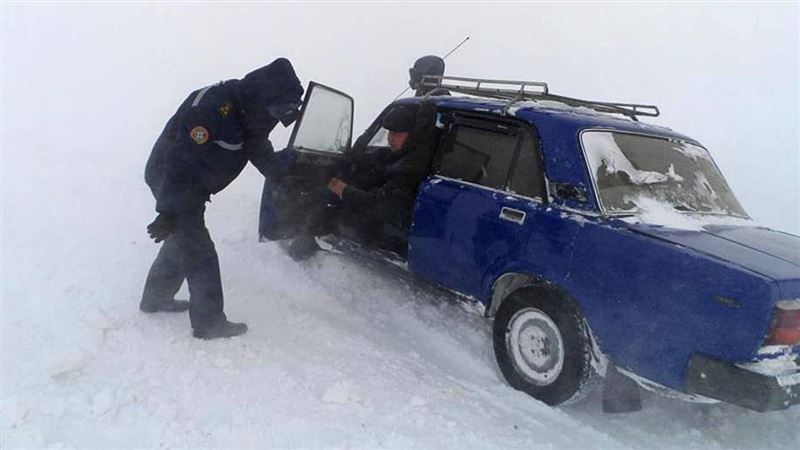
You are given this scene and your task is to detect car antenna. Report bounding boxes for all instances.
[391,36,470,101]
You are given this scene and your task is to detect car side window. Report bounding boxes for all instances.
[508,130,546,199]
[367,127,388,148]
[437,123,518,189]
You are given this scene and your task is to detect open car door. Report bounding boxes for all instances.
[259,82,354,240]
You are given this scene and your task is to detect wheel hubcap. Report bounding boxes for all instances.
[506,307,565,386]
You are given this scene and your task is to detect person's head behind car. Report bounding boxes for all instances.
[409,55,446,96]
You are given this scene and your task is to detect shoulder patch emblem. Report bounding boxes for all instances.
[189,126,209,145]
[218,101,233,118]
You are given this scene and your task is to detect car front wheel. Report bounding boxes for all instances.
[493,287,599,406]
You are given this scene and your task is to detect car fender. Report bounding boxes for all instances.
[488,271,576,318]
[488,273,610,377]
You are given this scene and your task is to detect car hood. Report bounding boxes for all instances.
[625,223,800,281]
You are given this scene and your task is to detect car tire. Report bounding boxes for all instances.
[493,287,599,406]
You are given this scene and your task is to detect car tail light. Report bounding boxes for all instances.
[764,299,800,346]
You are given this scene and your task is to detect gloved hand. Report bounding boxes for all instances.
[147,213,177,243]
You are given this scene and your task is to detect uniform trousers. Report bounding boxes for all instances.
[141,209,226,330]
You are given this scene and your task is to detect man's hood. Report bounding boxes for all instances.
[625,222,800,281]
[236,58,304,131]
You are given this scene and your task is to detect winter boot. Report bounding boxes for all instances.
[193,320,248,340]
[139,299,190,313]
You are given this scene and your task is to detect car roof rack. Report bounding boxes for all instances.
[420,75,660,121]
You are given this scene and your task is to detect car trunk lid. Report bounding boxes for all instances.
[624,223,800,281]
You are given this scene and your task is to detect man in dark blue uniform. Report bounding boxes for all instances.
[141,58,303,339]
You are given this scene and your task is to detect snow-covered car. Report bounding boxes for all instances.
[259,78,800,412]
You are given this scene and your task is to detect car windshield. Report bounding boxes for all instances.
[582,131,747,217]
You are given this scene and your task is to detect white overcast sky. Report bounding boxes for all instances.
[2,2,799,233]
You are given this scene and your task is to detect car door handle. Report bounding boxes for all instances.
[499,207,526,225]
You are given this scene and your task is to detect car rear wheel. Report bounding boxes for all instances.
[493,287,599,406]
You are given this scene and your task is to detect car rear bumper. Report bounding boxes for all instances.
[684,350,800,412]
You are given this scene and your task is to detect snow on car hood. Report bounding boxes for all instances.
[625,222,800,282]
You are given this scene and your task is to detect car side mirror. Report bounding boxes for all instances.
[551,182,588,203]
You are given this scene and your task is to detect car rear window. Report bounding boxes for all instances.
[582,131,747,216]
[438,124,517,189]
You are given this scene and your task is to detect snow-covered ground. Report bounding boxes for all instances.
[3,3,799,449]
[2,147,799,449]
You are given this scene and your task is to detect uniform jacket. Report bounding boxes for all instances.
[145,58,303,213]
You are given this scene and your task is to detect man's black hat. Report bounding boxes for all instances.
[382,105,417,132]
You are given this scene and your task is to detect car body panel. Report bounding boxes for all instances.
[561,219,782,389]
[625,224,800,281]
[409,176,580,300]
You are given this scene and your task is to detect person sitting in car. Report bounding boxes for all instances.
[326,100,438,253]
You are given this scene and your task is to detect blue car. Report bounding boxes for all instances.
[260,78,800,412]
